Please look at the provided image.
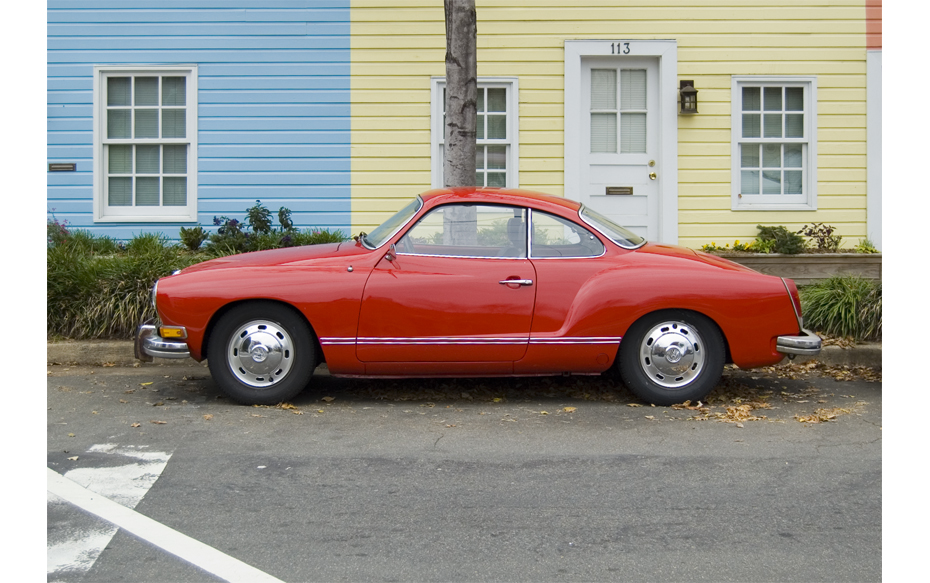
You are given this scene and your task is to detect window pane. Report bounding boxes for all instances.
[135,77,159,106]
[620,69,646,110]
[784,144,803,168]
[108,177,132,205]
[742,87,760,111]
[741,170,760,194]
[107,77,131,106]
[762,170,781,194]
[785,87,803,111]
[163,145,187,173]
[763,114,782,138]
[108,145,132,173]
[136,145,160,174]
[107,110,131,139]
[477,114,484,140]
[620,113,646,153]
[591,113,617,153]
[742,113,760,138]
[762,144,781,168]
[591,69,617,109]
[740,144,759,168]
[784,170,803,194]
[785,114,803,138]
[532,211,603,258]
[487,145,506,170]
[487,172,506,188]
[135,109,159,138]
[475,146,485,170]
[162,77,186,106]
[162,109,186,139]
[763,87,782,111]
[475,171,485,186]
[487,114,506,139]
[477,88,484,112]
[163,177,187,206]
[136,177,160,205]
[487,88,506,112]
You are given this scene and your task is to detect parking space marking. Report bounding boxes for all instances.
[48,468,285,583]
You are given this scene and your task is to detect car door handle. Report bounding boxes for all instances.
[499,279,533,286]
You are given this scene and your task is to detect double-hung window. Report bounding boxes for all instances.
[94,66,197,222]
[731,76,816,210]
[431,78,519,188]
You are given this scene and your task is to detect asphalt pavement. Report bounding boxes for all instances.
[47,353,882,582]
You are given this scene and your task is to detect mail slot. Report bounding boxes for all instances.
[605,186,633,196]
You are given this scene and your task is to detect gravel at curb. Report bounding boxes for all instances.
[47,340,882,370]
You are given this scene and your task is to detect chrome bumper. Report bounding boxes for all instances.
[135,323,191,362]
[776,329,822,356]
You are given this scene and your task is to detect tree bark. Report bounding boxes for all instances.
[443,0,477,188]
[443,0,478,243]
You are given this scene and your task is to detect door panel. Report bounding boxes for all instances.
[356,254,537,362]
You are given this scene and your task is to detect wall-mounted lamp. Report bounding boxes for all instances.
[679,80,698,114]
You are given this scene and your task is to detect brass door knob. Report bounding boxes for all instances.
[649,172,657,180]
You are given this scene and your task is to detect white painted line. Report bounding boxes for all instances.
[47,468,285,583]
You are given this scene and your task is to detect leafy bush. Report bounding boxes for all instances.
[854,238,879,254]
[798,223,842,252]
[800,276,882,342]
[179,226,208,251]
[755,225,807,254]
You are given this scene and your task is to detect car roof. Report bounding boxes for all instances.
[418,187,583,213]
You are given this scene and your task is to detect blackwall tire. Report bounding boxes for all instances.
[618,310,725,406]
[207,302,315,405]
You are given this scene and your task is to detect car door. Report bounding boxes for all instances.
[356,204,536,363]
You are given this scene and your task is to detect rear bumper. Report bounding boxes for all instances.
[134,322,191,362]
[776,329,822,356]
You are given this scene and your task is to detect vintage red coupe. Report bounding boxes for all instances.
[136,188,820,406]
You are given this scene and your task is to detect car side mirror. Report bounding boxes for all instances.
[385,243,396,262]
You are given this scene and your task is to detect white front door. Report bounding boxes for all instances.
[579,56,660,239]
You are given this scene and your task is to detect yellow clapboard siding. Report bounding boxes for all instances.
[351,2,870,237]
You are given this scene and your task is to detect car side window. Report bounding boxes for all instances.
[531,210,605,258]
[398,204,527,258]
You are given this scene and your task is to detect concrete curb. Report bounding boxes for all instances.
[48,340,882,370]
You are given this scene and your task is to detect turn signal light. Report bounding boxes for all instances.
[159,326,187,339]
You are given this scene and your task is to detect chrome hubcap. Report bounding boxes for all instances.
[226,320,294,389]
[639,320,705,389]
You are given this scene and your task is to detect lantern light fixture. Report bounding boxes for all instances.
[679,80,698,114]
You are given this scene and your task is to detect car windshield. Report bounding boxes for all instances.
[362,197,423,249]
[579,205,646,249]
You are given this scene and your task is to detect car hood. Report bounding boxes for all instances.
[634,243,759,274]
[179,241,369,274]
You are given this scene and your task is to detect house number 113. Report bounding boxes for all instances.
[611,42,631,54]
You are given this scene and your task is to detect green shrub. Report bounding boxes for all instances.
[800,276,882,342]
[798,223,842,252]
[854,238,879,254]
[179,226,208,251]
[755,225,807,254]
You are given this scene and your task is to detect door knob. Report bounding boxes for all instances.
[649,172,657,180]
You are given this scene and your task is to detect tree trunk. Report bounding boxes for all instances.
[443,0,478,243]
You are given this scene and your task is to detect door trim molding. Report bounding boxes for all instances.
[564,40,678,244]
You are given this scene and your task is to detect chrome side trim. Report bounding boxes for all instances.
[319,336,622,346]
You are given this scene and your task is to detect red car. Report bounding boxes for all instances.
[136,188,820,406]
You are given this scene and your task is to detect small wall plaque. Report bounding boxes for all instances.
[49,163,76,172]
[605,186,633,195]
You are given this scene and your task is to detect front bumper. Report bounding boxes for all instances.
[134,322,191,362]
[776,329,822,356]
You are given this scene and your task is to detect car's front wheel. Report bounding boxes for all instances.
[207,302,316,405]
[618,310,725,406]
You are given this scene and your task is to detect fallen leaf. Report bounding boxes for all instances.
[131,423,141,428]
[321,396,335,403]
[140,382,153,386]
[203,414,213,421]
[119,399,128,404]
[645,415,655,420]
[627,403,643,408]
[67,456,79,461]
[540,411,549,415]
[151,420,167,425]
[563,407,577,413]
[68,433,75,437]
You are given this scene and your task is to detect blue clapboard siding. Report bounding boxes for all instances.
[47,1,351,241]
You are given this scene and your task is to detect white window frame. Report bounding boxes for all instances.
[731,76,817,211]
[93,65,198,222]
[430,77,519,189]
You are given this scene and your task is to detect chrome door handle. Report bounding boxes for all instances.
[499,279,533,286]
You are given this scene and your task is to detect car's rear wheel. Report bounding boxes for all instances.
[618,310,725,406]
[207,302,315,405]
